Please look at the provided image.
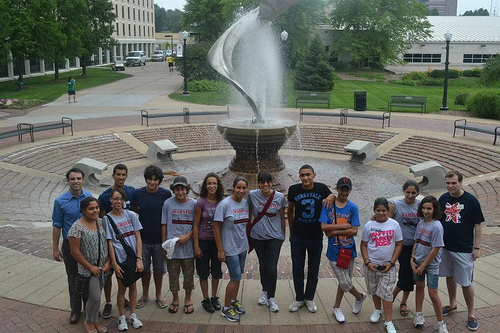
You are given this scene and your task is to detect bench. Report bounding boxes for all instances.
[453,119,500,146]
[183,107,230,124]
[141,109,186,126]
[146,140,179,163]
[388,96,427,113]
[296,92,331,109]
[344,140,379,164]
[341,108,391,128]
[0,125,33,142]
[409,161,446,191]
[18,117,73,142]
[73,158,108,187]
[299,108,343,124]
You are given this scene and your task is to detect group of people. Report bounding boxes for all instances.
[52,163,484,333]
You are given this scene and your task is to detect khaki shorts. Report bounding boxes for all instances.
[439,248,474,287]
[364,266,396,302]
[167,258,195,293]
[329,259,355,292]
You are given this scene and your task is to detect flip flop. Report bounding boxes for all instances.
[184,303,194,314]
[442,305,457,315]
[399,303,409,316]
[168,303,179,313]
[136,297,150,309]
[155,299,169,309]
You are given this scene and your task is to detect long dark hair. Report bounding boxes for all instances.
[200,172,224,201]
[417,195,442,220]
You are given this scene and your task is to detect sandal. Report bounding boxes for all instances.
[168,303,179,313]
[184,303,194,314]
[399,303,409,316]
[136,297,150,309]
[155,299,168,309]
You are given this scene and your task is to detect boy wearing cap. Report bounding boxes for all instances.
[161,176,197,314]
[319,177,366,323]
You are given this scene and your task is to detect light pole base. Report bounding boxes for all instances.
[183,91,190,96]
[440,107,449,111]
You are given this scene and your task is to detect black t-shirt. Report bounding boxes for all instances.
[438,191,484,253]
[288,182,331,241]
[132,187,172,244]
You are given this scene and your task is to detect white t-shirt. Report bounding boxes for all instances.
[361,218,403,265]
[161,197,196,259]
[214,196,249,256]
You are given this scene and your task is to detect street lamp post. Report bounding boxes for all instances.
[182,31,190,96]
[165,34,174,55]
[440,31,452,111]
[280,30,288,105]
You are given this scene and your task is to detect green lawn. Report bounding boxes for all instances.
[0,67,130,103]
[170,75,480,113]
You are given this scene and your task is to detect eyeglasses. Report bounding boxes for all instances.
[111,197,124,201]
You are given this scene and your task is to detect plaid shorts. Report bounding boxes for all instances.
[329,259,355,292]
[364,266,396,302]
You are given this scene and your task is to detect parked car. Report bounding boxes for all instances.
[126,51,146,66]
[152,50,165,62]
[111,56,125,71]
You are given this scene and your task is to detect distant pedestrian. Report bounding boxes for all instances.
[68,76,76,103]
[167,56,174,72]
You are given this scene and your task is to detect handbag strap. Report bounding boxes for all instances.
[249,190,275,230]
[106,213,137,259]
[95,220,101,267]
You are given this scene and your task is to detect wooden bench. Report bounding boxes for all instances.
[0,125,33,142]
[73,158,108,187]
[453,119,500,146]
[141,109,186,126]
[409,161,446,191]
[341,108,391,128]
[18,117,73,142]
[183,107,230,124]
[146,140,179,162]
[344,140,379,164]
[388,96,427,113]
[299,108,343,124]
[296,92,331,109]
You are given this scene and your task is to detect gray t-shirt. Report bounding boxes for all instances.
[413,219,444,275]
[161,197,196,259]
[214,196,249,256]
[392,198,420,246]
[103,210,142,264]
[248,189,287,241]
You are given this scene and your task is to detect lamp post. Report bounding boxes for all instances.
[182,31,190,96]
[440,31,452,111]
[280,30,288,105]
[165,34,174,55]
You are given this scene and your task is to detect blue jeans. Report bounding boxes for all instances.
[252,238,283,298]
[290,235,323,301]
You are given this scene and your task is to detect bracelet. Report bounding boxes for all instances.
[137,256,142,260]
[364,261,370,266]
[473,247,480,250]
[390,262,395,267]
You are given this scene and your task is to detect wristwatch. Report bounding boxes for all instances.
[137,256,142,260]
[389,261,395,267]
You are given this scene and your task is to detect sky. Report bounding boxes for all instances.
[155,0,494,15]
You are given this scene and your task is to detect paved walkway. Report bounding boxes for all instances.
[1,62,500,332]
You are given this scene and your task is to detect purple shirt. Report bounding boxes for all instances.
[196,198,218,241]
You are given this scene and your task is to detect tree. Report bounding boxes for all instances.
[183,0,225,42]
[329,0,431,68]
[462,8,489,16]
[479,55,500,88]
[0,1,12,66]
[294,34,334,91]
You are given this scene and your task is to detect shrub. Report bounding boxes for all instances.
[188,80,228,92]
[479,56,500,87]
[454,92,470,106]
[429,69,445,78]
[417,78,443,86]
[466,89,500,119]
[389,79,416,86]
[402,71,427,81]
[448,69,460,78]
[294,34,334,91]
[462,69,482,77]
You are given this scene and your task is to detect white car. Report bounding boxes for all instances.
[126,51,146,66]
[152,50,165,62]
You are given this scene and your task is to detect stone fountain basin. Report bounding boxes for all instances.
[217,119,297,143]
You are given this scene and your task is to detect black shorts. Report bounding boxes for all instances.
[68,90,75,95]
[195,239,222,280]
[168,62,173,67]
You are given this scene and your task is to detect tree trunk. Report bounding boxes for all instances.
[54,62,60,80]
[81,63,87,76]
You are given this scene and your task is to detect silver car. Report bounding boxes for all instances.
[126,51,146,66]
[152,50,165,62]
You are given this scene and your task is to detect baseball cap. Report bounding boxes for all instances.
[172,176,188,187]
[336,177,352,189]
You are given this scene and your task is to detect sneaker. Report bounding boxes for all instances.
[370,309,382,323]
[304,299,317,313]
[102,303,112,319]
[333,308,345,323]
[231,300,245,314]
[467,317,478,331]
[258,291,268,305]
[210,296,221,311]
[268,298,279,313]
[221,307,240,322]
[128,313,142,329]
[201,298,215,313]
[437,321,449,333]
[384,321,397,333]
[352,293,366,314]
[117,315,128,331]
[289,300,304,312]
[124,299,131,310]
[413,313,425,328]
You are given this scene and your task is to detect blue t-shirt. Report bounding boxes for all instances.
[98,185,135,215]
[319,200,360,261]
[132,186,172,244]
[52,189,92,240]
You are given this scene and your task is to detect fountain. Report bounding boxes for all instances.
[208,0,299,186]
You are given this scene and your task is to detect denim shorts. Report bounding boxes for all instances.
[142,243,166,275]
[225,251,247,281]
[413,271,439,289]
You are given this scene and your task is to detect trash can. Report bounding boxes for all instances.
[354,91,367,111]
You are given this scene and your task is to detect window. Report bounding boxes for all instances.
[134,25,136,36]
[123,23,125,36]
[116,23,119,36]
[128,23,131,36]
[115,4,118,15]
[30,57,41,73]
[133,8,135,20]
[463,54,497,63]
[403,53,441,63]
[128,7,130,19]
[122,5,124,18]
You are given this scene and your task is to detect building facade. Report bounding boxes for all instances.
[419,0,458,16]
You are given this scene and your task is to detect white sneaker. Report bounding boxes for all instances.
[436,321,449,333]
[128,313,142,329]
[268,298,279,312]
[333,308,345,323]
[258,291,268,305]
[117,315,128,331]
[289,300,304,312]
[384,321,397,333]
[370,309,382,323]
[413,313,425,328]
[352,293,366,314]
[304,299,317,313]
